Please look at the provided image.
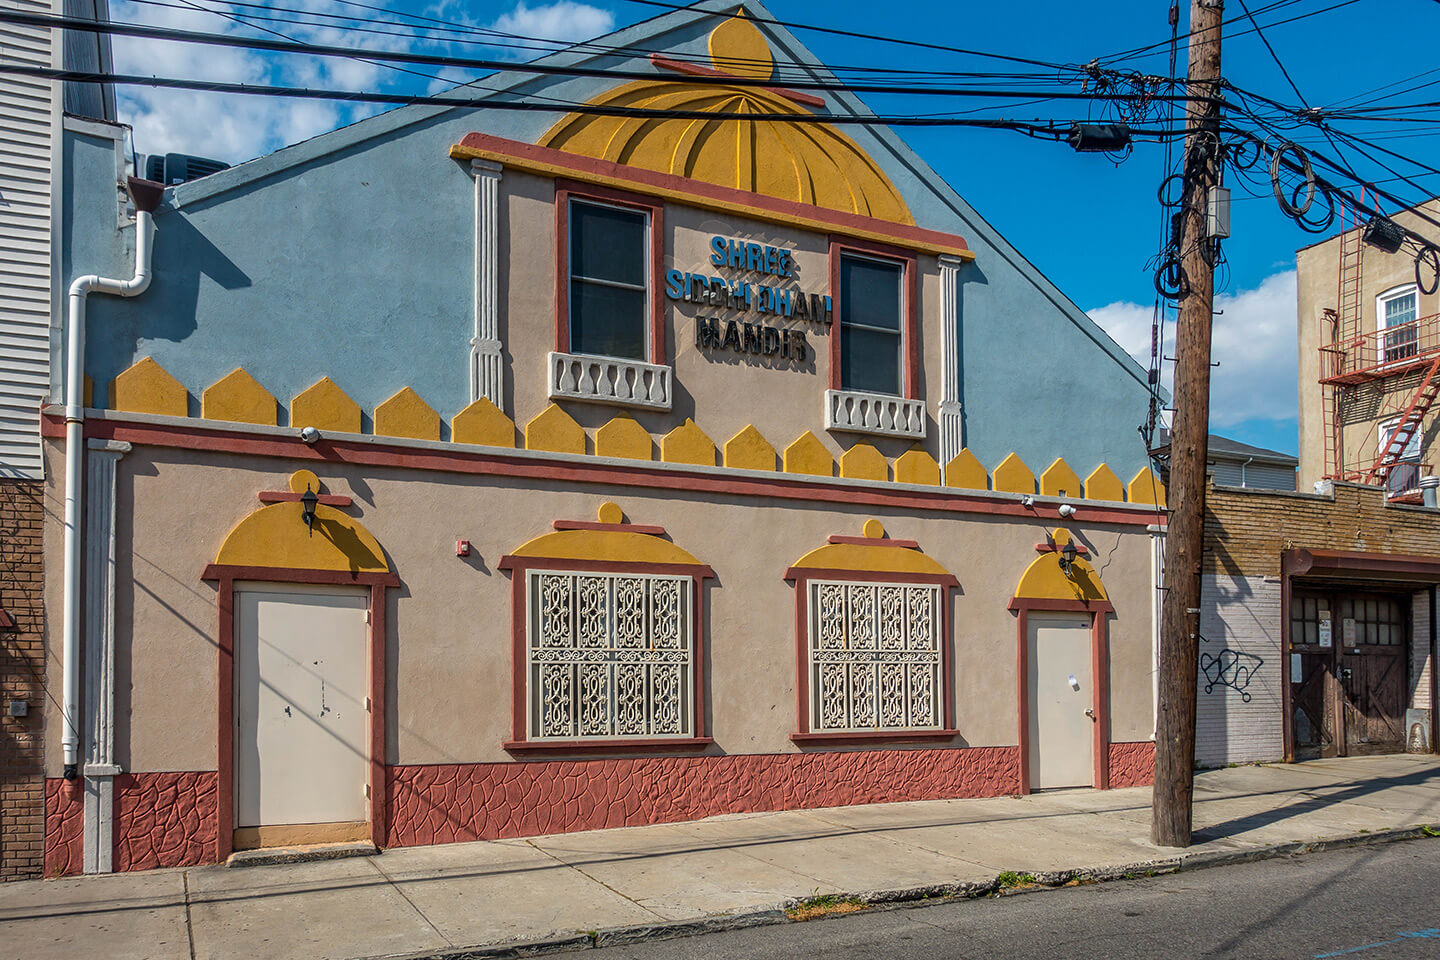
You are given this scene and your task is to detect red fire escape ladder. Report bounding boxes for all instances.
[1362,355,1440,485]
[1321,196,1366,481]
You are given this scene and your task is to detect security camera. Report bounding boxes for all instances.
[1021,495,1035,508]
[299,426,321,445]
[1058,503,1077,519]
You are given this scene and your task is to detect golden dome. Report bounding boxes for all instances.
[537,15,914,226]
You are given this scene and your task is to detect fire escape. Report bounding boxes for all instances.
[1320,200,1439,502]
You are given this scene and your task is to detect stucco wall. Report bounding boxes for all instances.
[61,8,1159,484]
[41,438,1156,776]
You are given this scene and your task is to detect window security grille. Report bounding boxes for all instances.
[528,571,691,739]
[808,581,942,731]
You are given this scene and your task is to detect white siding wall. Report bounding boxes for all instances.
[1411,589,1432,711]
[0,0,55,478]
[1211,460,1297,491]
[1197,574,1286,765]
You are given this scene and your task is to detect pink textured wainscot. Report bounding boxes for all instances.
[387,746,1021,847]
[44,778,84,877]
[115,772,220,871]
[1108,741,1156,788]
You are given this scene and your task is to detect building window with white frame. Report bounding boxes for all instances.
[568,199,649,361]
[807,580,942,731]
[527,570,691,739]
[1379,284,1419,364]
[838,254,904,396]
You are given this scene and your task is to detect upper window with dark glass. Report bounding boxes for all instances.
[569,200,648,361]
[839,254,903,395]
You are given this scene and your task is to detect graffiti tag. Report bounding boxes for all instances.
[1200,649,1264,702]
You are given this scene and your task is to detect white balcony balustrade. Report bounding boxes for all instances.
[548,352,673,411]
[825,389,927,440]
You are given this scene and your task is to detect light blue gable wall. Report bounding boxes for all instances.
[66,1,1157,480]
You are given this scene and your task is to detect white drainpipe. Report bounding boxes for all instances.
[61,177,161,779]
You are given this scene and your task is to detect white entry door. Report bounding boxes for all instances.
[1027,614,1094,789]
[235,585,369,835]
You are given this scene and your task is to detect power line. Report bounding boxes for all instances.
[121,0,998,80]
[0,9,1209,106]
[121,0,1079,84]
[0,63,1200,135]
[1232,0,1368,189]
[1096,0,1361,66]
[612,0,1076,72]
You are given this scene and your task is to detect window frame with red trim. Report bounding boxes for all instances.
[554,180,668,366]
[497,555,714,756]
[786,566,959,746]
[827,237,920,399]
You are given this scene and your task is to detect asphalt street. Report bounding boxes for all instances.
[591,838,1440,960]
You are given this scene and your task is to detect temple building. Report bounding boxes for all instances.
[42,2,1168,873]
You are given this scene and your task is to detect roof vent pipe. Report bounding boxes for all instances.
[60,176,162,780]
[1421,475,1438,509]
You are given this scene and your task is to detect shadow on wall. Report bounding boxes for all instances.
[955,260,987,439]
[96,214,252,389]
[316,516,386,575]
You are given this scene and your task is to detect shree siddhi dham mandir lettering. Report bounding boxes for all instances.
[666,236,832,364]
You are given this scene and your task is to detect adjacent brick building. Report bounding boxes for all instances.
[0,481,44,878]
[1199,480,1438,766]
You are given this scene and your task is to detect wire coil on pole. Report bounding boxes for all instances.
[1269,141,1315,217]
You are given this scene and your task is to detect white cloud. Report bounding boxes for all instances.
[108,0,618,164]
[1088,270,1298,428]
[492,2,615,48]
[109,0,390,164]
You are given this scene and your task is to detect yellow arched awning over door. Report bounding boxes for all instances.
[205,470,391,579]
[1012,528,1108,605]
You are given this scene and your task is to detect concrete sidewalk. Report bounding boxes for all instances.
[5,755,1439,960]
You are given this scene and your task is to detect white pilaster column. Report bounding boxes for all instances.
[471,159,505,407]
[938,255,965,467]
[82,438,129,874]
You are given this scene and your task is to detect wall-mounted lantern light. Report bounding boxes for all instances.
[1058,540,1078,578]
[300,486,319,535]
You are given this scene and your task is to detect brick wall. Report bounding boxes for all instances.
[1206,482,1440,579]
[0,480,44,879]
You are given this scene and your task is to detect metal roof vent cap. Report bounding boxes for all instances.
[1418,474,1439,508]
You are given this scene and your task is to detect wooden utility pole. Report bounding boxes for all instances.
[1152,0,1223,848]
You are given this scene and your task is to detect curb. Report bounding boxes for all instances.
[376,825,1437,960]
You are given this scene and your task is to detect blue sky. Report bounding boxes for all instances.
[108,0,1440,456]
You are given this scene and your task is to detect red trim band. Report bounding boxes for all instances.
[202,563,399,586]
[257,491,353,506]
[503,737,715,756]
[785,566,959,587]
[552,519,668,535]
[826,535,922,548]
[49,413,1161,527]
[451,133,973,259]
[1034,541,1090,556]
